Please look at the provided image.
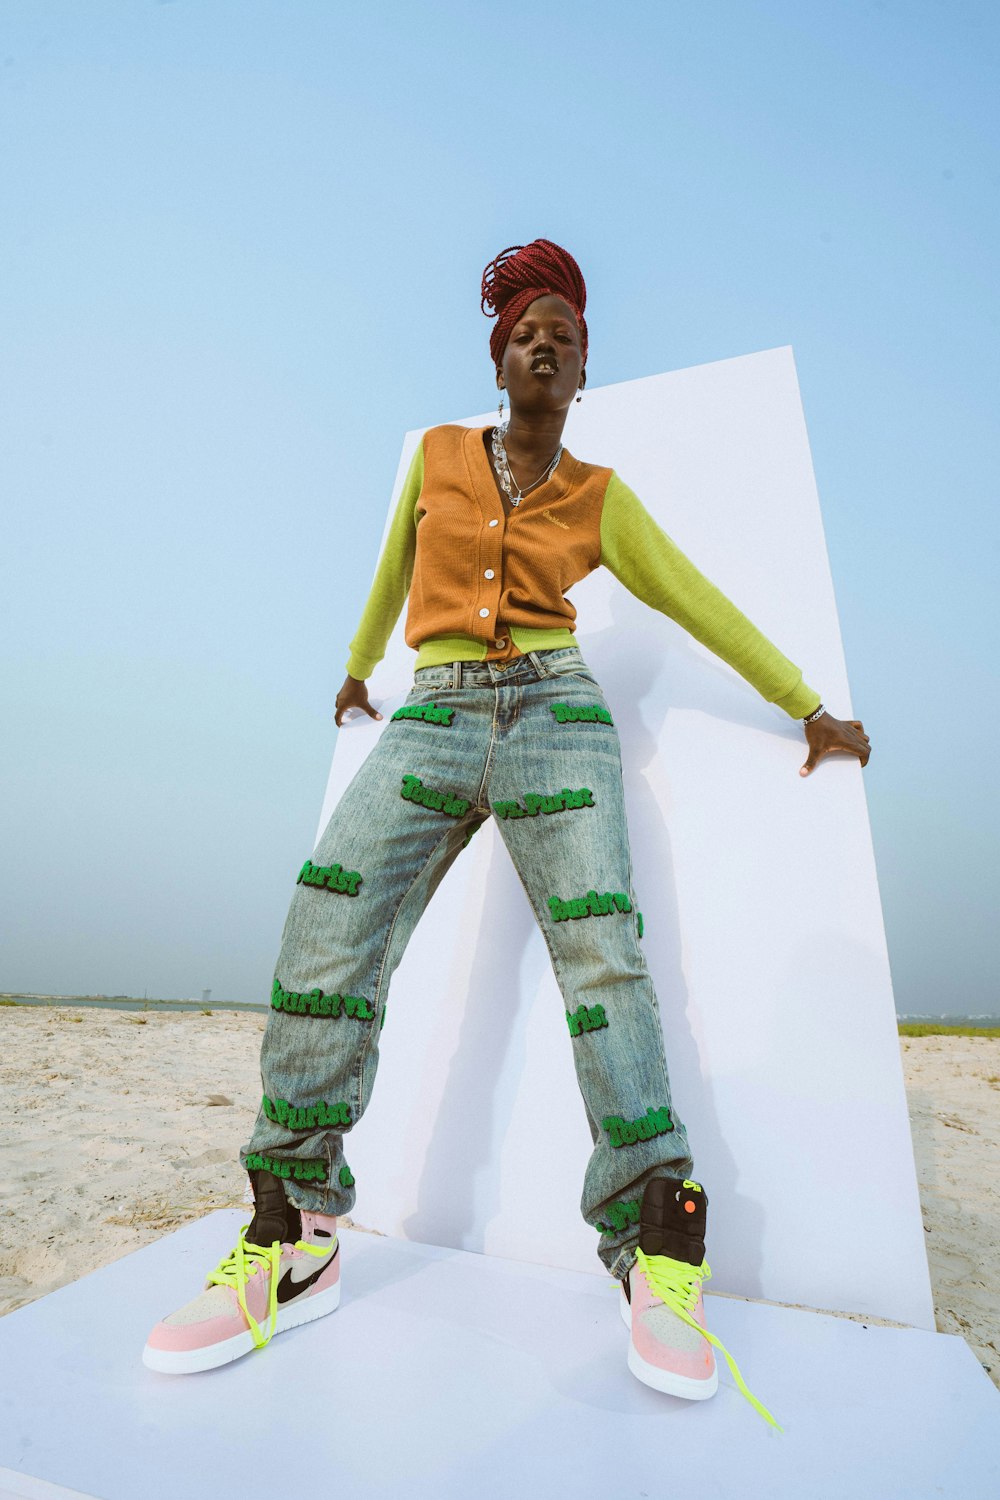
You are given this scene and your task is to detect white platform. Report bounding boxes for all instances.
[0,1212,997,1500]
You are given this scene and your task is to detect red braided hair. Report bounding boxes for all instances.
[481,239,588,371]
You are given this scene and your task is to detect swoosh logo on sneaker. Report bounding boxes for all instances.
[275,1242,338,1305]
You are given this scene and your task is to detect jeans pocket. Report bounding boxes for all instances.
[410,674,451,695]
[543,656,601,688]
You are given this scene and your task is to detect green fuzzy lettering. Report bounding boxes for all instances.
[548,703,613,727]
[599,1198,641,1234]
[339,1164,355,1187]
[268,986,374,1021]
[392,701,454,727]
[566,1006,584,1037]
[602,1107,673,1148]
[547,889,633,922]
[295,858,362,895]
[401,774,469,817]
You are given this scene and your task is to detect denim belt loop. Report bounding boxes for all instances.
[451,659,462,690]
[526,649,548,680]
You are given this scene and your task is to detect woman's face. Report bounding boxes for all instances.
[497,293,586,416]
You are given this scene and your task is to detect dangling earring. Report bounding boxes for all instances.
[575,387,584,404]
[497,391,505,421]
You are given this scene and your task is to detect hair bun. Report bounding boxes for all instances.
[481,238,588,369]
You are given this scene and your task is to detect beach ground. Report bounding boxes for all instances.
[1,1007,996,1389]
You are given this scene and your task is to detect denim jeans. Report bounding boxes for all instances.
[240,645,696,1281]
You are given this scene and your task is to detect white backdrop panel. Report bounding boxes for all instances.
[316,347,932,1330]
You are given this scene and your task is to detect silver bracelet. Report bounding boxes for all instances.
[803,703,826,724]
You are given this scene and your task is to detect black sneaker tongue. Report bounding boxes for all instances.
[245,1168,301,1247]
[639,1176,708,1266]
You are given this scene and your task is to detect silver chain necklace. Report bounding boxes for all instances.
[491,420,563,507]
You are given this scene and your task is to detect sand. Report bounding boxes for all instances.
[1,1008,997,1388]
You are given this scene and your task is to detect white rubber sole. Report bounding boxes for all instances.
[620,1283,719,1400]
[142,1277,341,1375]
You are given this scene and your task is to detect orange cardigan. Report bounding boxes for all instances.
[345,423,821,719]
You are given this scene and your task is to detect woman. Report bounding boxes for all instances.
[144,241,869,1422]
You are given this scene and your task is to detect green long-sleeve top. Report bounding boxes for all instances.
[345,423,822,720]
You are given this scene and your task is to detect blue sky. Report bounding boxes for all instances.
[2,0,997,1015]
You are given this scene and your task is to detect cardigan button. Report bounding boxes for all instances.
[494,637,507,648]
[484,569,495,579]
[488,519,499,527]
[479,607,490,618]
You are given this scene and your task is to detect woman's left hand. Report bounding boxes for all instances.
[800,712,870,776]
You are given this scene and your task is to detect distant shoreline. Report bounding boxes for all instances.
[1,993,998,1033]
[0,993,265,1014]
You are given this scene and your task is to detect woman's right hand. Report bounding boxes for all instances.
[335,674,384,728]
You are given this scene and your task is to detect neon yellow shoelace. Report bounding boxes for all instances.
[206,1225,334,1351]
[634,1247,784,1432]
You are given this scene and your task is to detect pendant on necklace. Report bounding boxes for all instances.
[492,421,562,509]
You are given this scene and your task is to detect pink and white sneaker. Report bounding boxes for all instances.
[620,1177,782,1430]
[143,1169,341,1374]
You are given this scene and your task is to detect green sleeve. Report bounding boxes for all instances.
[344,439,425,681]
[599,472,822,720]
